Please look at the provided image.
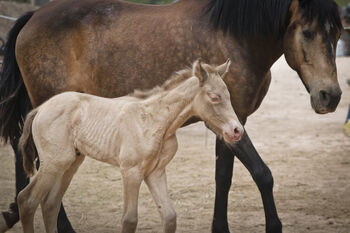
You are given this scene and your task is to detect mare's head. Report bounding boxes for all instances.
[207,0,343,114]
[283,0,343,113]
[191,59,244,143]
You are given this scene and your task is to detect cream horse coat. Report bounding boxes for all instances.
[18,60,243,233]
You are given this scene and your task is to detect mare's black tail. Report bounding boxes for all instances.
[0,11,34,144]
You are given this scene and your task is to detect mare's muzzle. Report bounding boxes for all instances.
[311,86,342,114]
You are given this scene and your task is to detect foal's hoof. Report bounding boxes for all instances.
[0,215,9,233]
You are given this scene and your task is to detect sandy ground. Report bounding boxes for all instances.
[0,57,349,233]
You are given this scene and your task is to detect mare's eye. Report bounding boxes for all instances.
[302,30,315,40]
[208,93,220,103]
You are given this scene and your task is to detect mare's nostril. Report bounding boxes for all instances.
[319,90,331,106]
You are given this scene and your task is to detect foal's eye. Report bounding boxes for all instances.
[208,93,220,103]
[302,30,315,40]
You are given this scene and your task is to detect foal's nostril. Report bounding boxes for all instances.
[319,90,331,106]
[233,127,242,139]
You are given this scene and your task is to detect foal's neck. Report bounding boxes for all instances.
[146,77,199,138]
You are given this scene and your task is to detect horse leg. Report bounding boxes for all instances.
[36,155,76,233]
[17,169,60,233]
[57,204,75,233]
[41,156,85,233]
[0,141,75,233]
[212,137,235,233]
[229,131,282,233]
[0,140,29,233]
[145,170,176,233]
[121,168,143,233]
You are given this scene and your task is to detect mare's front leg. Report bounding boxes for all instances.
[213,131,282,233]
[121,168,143,233]
[212,138,235,233]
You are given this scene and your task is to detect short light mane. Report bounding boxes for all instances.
[131,67,193,99]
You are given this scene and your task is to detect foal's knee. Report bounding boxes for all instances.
[17,190,35,218]
[41,197,59,216]
[252,165,274,189]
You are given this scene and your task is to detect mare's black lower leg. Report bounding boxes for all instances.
[57,204,75,233]
[231,132,282,233]
[212,137,234,233]
[1,139,28,230]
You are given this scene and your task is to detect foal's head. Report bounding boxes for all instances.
[192,59,244,143]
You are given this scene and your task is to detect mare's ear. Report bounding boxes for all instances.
[193,59,208,83]
[216,58,232,79]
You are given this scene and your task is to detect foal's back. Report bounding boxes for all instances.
[33,92,162,166]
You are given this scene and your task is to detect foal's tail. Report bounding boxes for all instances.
[19,108,38,176]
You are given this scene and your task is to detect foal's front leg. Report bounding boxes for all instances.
[145,170,176,233]
[121,168,143,233]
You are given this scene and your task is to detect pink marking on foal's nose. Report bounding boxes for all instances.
[233,127,242,140]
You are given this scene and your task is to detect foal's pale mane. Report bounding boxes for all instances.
[131,67,193,99]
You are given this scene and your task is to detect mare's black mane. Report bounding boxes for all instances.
[206,0,342,38]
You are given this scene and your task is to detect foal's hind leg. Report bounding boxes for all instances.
[18,170,61,233]
[145,170,176,233]
[41,155,85,233]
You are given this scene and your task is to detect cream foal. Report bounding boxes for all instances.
[17,59,243,233]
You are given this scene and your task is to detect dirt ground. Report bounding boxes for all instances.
[0,57,349,233]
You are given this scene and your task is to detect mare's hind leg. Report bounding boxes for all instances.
[0,140,29,233]
[17,169,62,233]
[121,168,143,233]
[145,170,176,233]
[41,155,85,233]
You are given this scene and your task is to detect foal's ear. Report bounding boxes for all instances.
[216,59,232,79]
[193,59,208,83]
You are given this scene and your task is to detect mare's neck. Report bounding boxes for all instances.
[243,36,284,73]
[222,35,284,77]
[145,77,199,139]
